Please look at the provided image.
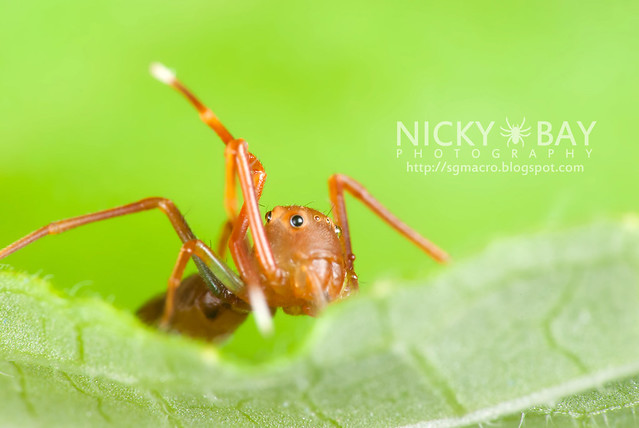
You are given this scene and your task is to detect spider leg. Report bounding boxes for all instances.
[223,139,283,333]
[328,174,449,290]
[151,63,259,224]
[161,239,244,326]
[151,63,234,144]
[520,117,526,128]
[505,117,512,129]
[500,131,510,137]
[225,139,280,282]
[0,198,237,297]
[215,220,233,258]
[216,145,266,259]
[151,65,279,331]
[246,281,274,335]
[500,126,509,133]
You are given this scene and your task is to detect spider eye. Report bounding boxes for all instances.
[335,225,342,237]
[290,215,304,228]
[265,211,272,222]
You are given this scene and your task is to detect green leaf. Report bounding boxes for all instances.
[1,220,639,427]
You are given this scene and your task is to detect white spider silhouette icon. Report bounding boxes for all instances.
[500,117,531,147]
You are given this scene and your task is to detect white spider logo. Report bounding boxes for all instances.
[500,117,531,147]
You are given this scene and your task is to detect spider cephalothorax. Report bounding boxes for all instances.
[260,205,348,316]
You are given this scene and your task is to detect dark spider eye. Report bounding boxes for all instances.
[265,211,272,222]
[335,225,342,237]
[290,215,304,228]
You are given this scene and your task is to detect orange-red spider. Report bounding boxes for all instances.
[0,64,448,342]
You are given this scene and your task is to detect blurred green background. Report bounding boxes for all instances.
[0,1,637,354]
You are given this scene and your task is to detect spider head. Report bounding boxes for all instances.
[263,206,343,257]
[261,205,347,315]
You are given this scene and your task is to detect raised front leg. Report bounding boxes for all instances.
[150,63,264,256]
[151,63,234,144]
[150,64,279,333]
[224,139,279,281]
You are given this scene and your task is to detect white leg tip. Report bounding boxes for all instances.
[150,62,176,85]
[248,285,274,336]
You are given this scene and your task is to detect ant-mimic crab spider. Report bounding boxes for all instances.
[0,63,449,342]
